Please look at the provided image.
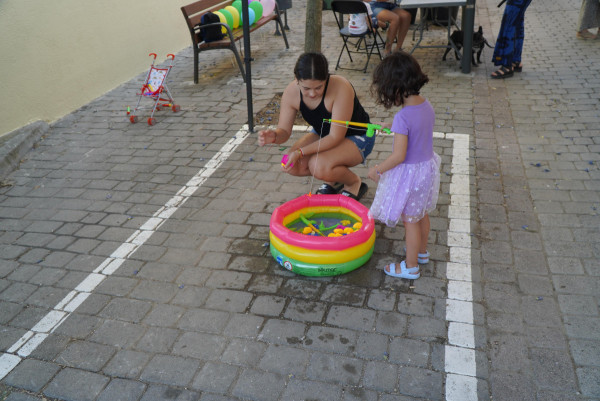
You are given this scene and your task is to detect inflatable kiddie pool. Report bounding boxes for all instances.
[269,194,375,276]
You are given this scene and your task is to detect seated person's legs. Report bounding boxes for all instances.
[372,8,400,55]
[392,8,411,50]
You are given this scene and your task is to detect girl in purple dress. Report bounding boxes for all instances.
[369,51,441,280]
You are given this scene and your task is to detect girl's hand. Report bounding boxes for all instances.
[368,166,380,182]
[372,121,392,130]
[258,129,276,146]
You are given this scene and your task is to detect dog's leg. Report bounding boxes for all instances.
[443,46,451,60]
[454,45,462,61]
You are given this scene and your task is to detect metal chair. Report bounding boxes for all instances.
[331,0,385,73]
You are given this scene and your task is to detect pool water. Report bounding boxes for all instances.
[286,212,360,236]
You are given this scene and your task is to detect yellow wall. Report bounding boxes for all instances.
[0,0,192,136]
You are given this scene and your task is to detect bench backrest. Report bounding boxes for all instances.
[181,0,232,43]
[182,0,281,48]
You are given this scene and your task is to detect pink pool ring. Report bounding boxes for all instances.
[269,194,376,276]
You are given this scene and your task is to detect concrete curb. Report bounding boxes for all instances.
[0,120,49,179]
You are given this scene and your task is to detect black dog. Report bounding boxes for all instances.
[442,26,493,66]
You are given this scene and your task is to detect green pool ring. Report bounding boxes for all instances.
[270,243,374,277]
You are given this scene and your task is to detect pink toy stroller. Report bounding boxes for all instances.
[128,53,180,126]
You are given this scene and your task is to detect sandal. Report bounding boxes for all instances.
[316,183,343,195]
[403,248,430,264]
[384,261,420,279]
[340,182,368,201]
[512,62,523,72]
[577,30,597,39]
[491,65,513,79]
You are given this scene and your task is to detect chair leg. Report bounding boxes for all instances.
[336,39,354,70]
[343,38,353,62]
[335,46,345,70]
[363,40,373,72]
[374,31,385,59]
[356,37,364,51]
[363,30,387,71]
[338,32,386,72]
[336,37,354,70]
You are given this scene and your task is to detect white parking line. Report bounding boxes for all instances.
[437,132,477,401]
[0,126,252,380]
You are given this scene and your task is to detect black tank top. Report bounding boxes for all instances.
[299,75,370,137]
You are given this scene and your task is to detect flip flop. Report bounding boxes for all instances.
[340,182,368,201]
[316,183,343,195]
[384,261,420,279]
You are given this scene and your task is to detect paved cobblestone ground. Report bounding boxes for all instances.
[0,0,598,400]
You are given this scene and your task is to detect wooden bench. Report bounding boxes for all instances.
[181,0,289,83]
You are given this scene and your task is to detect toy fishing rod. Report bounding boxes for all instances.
[323,119,392,137]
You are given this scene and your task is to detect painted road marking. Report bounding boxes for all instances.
[1,128,477,401]
[439,132,477,401]
[0,126,252,380]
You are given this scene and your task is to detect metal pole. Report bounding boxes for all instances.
[461,0,476,73]
[242,0,254,131]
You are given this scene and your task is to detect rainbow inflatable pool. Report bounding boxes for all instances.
[269,194,375,276]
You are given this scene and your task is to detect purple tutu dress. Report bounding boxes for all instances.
[370,100,441,226]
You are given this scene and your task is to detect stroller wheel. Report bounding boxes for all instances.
[148,117,156,126]
[172,104,181,113]
[130,115,138,124]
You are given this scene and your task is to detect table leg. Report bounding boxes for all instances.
[409,8,427,54]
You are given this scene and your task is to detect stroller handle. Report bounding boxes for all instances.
[167,54,175,60]
[149,53,157,60]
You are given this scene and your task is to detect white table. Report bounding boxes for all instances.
[399,0,467,57]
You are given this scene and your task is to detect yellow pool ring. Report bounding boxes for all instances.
[270,231,375,264]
